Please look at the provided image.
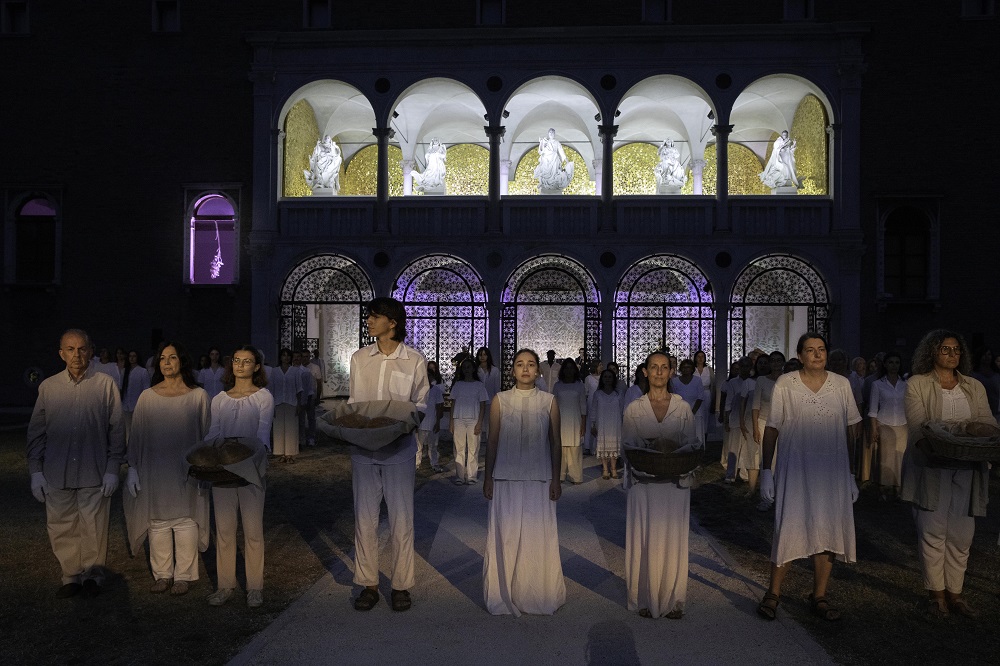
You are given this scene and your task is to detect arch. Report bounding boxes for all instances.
[613,254,715,386]
[5,191,61,284]
[388,78,490,161]
[391,254,488,385]
[279,80,377,197]
[500,254,600,388]
[186,191,238,285]
[729,254,830,361]
[279,253,375,397]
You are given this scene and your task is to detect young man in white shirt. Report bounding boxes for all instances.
[349,297,429,613]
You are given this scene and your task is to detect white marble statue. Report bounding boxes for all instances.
[654,139,687,191]
[304,135,342,194]
[758,130,801,190]
[412,138,447,193]
[533,128,575,193]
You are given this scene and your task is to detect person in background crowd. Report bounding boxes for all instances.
[553,358,587,484]
[752,351,785,511]
[27,329,124,599]
[969,347,1000,424]
[868,351,907,501]
[477,347,501,445]
[121,349,151,442]
[540,349,562,393]
[416,362,445,472]
[270,348,302,464]
[199,347,226,400]
[450,358,489,485]
[590,368,624,480]
[293,349,316,448]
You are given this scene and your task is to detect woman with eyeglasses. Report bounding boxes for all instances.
[900,330,994,618]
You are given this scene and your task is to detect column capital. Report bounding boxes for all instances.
[691,158,706,169]
[598,123,619,141]
[484,125,507,139]
[825,123,843,136]
[711,124,734,138]
[372,127,395,140]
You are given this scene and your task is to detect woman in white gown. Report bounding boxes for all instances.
[757,333,861,622]
[482,349,565,616]
[553,359,587,483]
[590,369,624,480]
[622,351,701,619]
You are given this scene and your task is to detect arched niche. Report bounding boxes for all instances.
[390,254,488,385]
[729,253,830,361]
[279,253,375,396]
[613,254,715,384]
[500,254,600,387]
[279,80,377,197]
[730,75,832,195]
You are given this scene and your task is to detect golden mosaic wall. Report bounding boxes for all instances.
[612,142,659,195]
[407,143,489,196]
[342,145,403,196]
[686,144,769,195]
[507,145,596,195]
[283,100,320,198]
[789,94,828,195]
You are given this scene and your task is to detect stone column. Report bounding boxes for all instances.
[592,158,603,196]
[691,158,706,195]
[499,160,511,195]
[598,123,618,233]
[372,126,394,232]
[485,124,506,233]
[401,159,415,196]
[711,124,733,232]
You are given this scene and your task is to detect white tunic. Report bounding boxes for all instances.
[868,376,908,427]
[552,380,586,447]
[766,372,862,565]
[589,389,624,457]
[198,366,226,399]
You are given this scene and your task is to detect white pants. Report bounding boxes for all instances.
[45,485,110,585]
[273,403,299,456]
[453,418,480,482]
[352,460,415,590]
[914,468,975,594]
[878,423,907,489]
[560,446,583,483]
[212,482,266,591]
[149,516,199,582]
[415,429,440,467]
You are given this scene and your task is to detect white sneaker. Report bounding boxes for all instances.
[247,589,263,608]
[208,588,234,606]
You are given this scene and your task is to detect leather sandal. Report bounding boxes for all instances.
[757,592,780,620]
[948,597,979,618]
[353,588,379,611]
[391,589,412,612]
[809,594,841,621]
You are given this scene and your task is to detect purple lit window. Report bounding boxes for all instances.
[188,194,236,284]
[15,197,57,283]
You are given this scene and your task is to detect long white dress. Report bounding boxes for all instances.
[589,389,624,459]
[483,387,566,616]
[622,394,699,617]
[669,376,707,443]
[766,372,862,565]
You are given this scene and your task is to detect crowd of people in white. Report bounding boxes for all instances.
[25,312,1000,623]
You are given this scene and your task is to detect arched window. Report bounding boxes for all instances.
[5,194,60,284]
[186,191,238,285]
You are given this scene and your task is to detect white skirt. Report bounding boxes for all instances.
[483,480,566,616]
[626,482,690,617]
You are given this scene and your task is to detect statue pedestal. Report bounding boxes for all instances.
[538,187,565,195]
[419,184,445,195]
[657,184,683,195]
[310,187,337,197]
[770,186,799,195]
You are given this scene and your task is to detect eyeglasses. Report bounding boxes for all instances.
[233,358,257,366]
[938,346,962,356]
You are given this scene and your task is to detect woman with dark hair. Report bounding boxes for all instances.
[269,347,302,463]
[868,351,907,500]
[204,345,273,608]
[589,368,623,479]
[624,362,647,406]
[416,361,445,472]
[198,347,225,399]
[900,330,994,618]
[449,358,488,484]
[693,350,714,439]
[758,332,862,622]
[553,358,587,484]
[622,351,701,619]
[670,359,706,444]
[121,349,151,441]
[477,347,501,445]
[124,341,210,596]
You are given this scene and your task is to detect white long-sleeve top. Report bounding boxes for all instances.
[477,365,501,402]
[122,366,151,412]
[269,366,303,407]
[205,389,274,450]
[868,376,908,427]
[198,365,226,399]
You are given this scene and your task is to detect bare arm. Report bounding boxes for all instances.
[549,399,562,501]
[762,426,778,471]
[482,399,502,500]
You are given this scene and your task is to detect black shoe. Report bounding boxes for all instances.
[353,587,379,611]
[56,583,82,598]
[81,579,102,598]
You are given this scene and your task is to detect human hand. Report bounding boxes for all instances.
[30,472,49,503]
[102,472,120,498]
[850,475,860,503]
[474,424,481,436]
[549,479,562,501]
[760,469,775,503]
[126,467,141,498]
[753,428,761,444]
[482,477,493,500]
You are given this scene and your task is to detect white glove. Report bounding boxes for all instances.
[126,467,141,498]
[760,469,774,503]
[30,472,49,503]
[850,476,860,503]
[102,472,120,498]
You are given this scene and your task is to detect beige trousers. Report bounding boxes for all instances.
[273,403,299,456]
[914,468,975,594]
[352,460,415,590]
[149,517,199,582]
[212,482,266,591]
[45,485,110,584]
[560,446,583,483]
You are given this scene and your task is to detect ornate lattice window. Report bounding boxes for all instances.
[279,254,374,397]
[729,254,829,361]
[391,254,487,386]
[614,254,714,386]
[500,254,600,389]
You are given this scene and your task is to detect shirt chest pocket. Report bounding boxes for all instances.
[388,371,412,400]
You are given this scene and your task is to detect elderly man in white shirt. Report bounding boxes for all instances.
[348,298,429,614]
